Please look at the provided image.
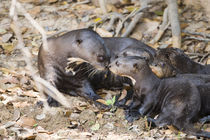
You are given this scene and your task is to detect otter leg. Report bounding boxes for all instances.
[124,97,142,122]
[139,93,155,116]
[41,66,61,107]
[80,80,110,110]
[199,115,210,124]
[124,109,141,122]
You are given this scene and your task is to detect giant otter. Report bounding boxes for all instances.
[155,47,210,75]
[38,28,111,107]
[38,28,136,107]
[109,56,210,138]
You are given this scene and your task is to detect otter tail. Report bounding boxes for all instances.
[184,126,210,138]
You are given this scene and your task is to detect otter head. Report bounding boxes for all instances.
[156,47,190,72]
[71,29,110,70]
[109,56,148,77]
[149,59,177,78]
[116,47,153,63]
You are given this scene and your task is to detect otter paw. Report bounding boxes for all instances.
[125,110,140,123]
[94,101,111,110]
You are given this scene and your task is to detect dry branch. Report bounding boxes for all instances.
[121,0,149,37]
[182,30,210,38]
[167,0,181,48]
[99,0,107,14]
[150,7,170,44]
[184,36,210,42]
[9,0,72,109]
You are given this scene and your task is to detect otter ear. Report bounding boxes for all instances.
[76,39,83,45]
[123,52,127,57]
[133,63,138,69]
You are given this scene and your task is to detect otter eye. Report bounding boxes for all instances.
[97,55,105,62]
[165,54,170,59]
[76,39,82,44]
[160,62,165,67]
[115,61,120,67]
[123,52,127,57]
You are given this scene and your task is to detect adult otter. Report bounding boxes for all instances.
[109,56,210,138]
[155,47,210,75]
[38,28,111,107]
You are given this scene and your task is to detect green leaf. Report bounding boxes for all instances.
[154,10,164,16]
[106,99,113,105]
[112,96,116,104]
[33,123,38,127]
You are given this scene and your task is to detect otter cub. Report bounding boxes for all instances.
[109,56,210,138]
[38,28,111,107]
[155,47,210,75]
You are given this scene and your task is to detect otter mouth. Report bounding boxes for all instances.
[66,57,100,78]
[149,65,163,78]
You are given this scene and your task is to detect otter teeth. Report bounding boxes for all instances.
[122,75,136,85]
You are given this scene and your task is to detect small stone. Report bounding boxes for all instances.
[103,123,114,130]
[70,113,80,121]
[35,133,50,140]
[1,34,13,43]
[79,109,96,123]
[0,128,6,135]
[36,114,46,120]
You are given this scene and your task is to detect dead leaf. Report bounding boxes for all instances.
[0,28,7,35]
[2,43,14,53]
[13,109,21,121]
[96,99,107,105]
[48,0,58,3]
[90,122,100,131]
[96,113,103,119]
[13,101,30,108]
[17,116,36,127]
[96,28,113,37]
[118,89,127,101]
[22,90,39,98]
[29,6,41,16]
[207,58,210,64]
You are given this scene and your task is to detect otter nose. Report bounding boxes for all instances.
[105,64,111,69]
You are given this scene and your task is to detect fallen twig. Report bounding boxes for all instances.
[184,36,210,42]
[99,0,107,14]
[182,30,210,38]
[9,0,72,109]
[71,0,90,8]
[121,0,149,37]
[150,7,170,44]
[115,8,138,37]
[105,12,124,31]
[200,52,210,63]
